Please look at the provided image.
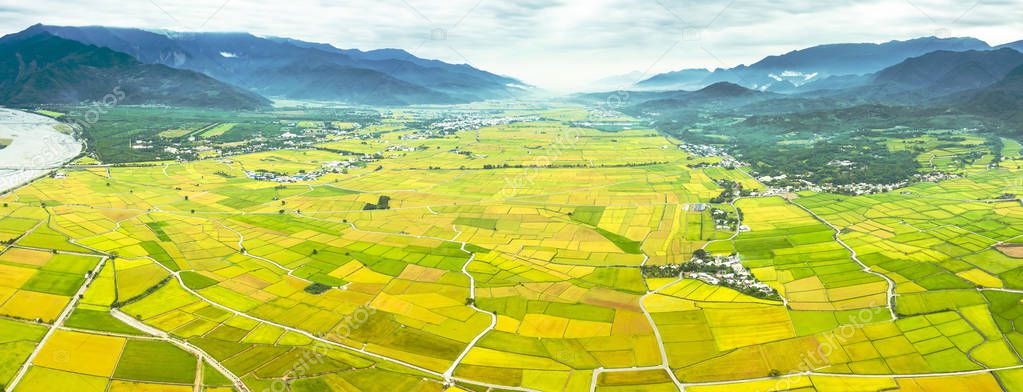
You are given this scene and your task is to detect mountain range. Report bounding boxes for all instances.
[605,45,1023,129]
[830,48,1023,102]
[0,24,528,108]
[575,82,777,112]
[2,23,1021,115]
[635,36,996,92]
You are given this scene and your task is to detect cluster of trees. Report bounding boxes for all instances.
[649,106,1008,186]
[363,195,392,211]
[640,249,716,278]
[303,283,332,295]
[640,264,686,278]
[709,180,744,203]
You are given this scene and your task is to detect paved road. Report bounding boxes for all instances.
[6,255,107,391]
[110,309,250,392]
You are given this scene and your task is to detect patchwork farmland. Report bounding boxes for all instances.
[1,106,1023,391]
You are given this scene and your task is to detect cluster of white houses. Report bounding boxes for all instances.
[685,254,778,299]
[243,157,372,183]
[432,114,537,133]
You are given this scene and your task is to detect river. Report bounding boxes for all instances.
[0,108,83,194]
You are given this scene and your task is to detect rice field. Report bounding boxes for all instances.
[1,106,1022,390]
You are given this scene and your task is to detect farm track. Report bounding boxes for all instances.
[593,198,747,392]
[441,225,498,382]
[216,220,313,284]
[110,309,250,392]
[790,200,900,321]
[5,173,1022,390]
[51,216,543,392]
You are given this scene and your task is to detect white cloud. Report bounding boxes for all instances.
[0,0,1020,91]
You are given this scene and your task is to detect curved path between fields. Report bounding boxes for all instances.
[7,183,1020,390]
[441,225,498,382]
[789,200,899,321]
[54,216,542,392]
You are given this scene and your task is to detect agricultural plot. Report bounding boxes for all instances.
[0,318,47,386]
[0,248,99,322]
[730,197,888,311]
[17,329,236,391]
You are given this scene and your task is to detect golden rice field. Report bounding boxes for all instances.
[1,106,1023,391]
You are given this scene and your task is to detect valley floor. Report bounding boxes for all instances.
[0,105,1021,391]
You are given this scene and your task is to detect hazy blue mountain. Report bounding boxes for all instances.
[815,48,1023,105]
[0,30,270,109]
[997,40,1023,52]
[584,71,649,92]
[873,49,1023,92]
[634,68,713,90]
[636,36,992,92]
[575,82,777,115]
[750,36,990,74]
[797,74,873,93]
[269,36,525,99]
[23,24,527,105]
[645,82,778,111]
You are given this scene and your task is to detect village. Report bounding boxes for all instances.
[642,250,780,301]
[243,155,377,183]
[431,113,537,133]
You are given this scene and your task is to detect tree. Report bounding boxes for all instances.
[692,249,709,260]
[304,283,332,295]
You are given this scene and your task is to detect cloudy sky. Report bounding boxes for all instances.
[1,0,1021,91]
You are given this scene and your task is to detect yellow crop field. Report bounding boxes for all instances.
[0,248,53,266]
[15,366,109,392]
[107,381,193,392]
[0,264,36,288]
[0,290,69,321]
[33,330,126,377]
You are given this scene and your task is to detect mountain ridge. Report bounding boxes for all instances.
[636,36,995,92]
[0,30,270,109]
[20,24,528,105]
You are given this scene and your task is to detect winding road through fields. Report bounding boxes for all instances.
[4,160,1021,391]
[789,200,900,321]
